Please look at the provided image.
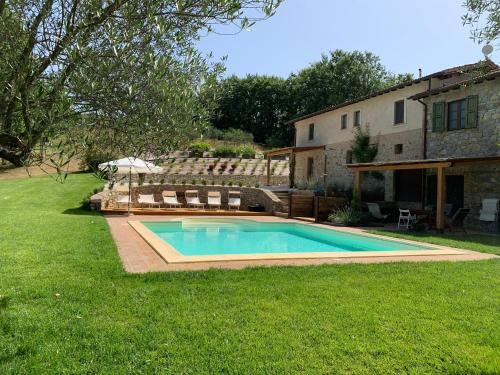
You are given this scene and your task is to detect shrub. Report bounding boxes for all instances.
[238,181,243,187]
[148,179,153,184]
[207,164,215,171]
[211,181,215,186]
[221,128,254,143]
[238,145,255,158]
[181,180,186,185]
[189,141,211,157]
[213,145,239,158]
[80,146,118,172]
[328,206,362,226]
[201,179,207,185]
[221,180,226,186]
[191,179,197,185]
[228,181,233,186]
[160,178,165,184]
[254,183,260,188]
[231,162,239,169]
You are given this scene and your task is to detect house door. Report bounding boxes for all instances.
[426,175,464,215]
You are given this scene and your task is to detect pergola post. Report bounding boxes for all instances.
[266,156,271,186]
[289,152,295,188]
[354,170,362,197]
[436,166,446,231]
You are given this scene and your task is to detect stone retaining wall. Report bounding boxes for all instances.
[94,184,283,213]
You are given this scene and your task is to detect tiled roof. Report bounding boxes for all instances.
[287,61,499,124]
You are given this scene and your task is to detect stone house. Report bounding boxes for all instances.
[267,61,499,229]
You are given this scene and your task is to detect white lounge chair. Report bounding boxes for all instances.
[398,208,417,230]
[185,190,205,209]
[115,194,131,207]
[162,191,182,208]
[367,202,389,221]
[138,194,161,208]
[207,191,221,210]
[479,199,499,222]
[228,191,241,210]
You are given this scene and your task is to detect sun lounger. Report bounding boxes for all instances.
[138,194,161,208]
[228,191,241,210]
[367,202,389,221]
[446,207,470,232]
[162,191,182,208]
[185,190,205,209]
[207,191,221,210]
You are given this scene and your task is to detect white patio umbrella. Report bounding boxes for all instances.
[98,157,163,214]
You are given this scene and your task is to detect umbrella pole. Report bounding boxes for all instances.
[128,167,132,215]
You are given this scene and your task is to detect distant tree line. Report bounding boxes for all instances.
[206,50,413,148]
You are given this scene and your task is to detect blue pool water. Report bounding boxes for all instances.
[142,219,431,256]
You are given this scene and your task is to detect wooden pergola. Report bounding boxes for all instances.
[347,156,500,230]
[263,145,326,186]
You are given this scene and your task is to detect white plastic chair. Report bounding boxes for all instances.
[479,199,499,222]
[115,194,131,207]
[398,208,417,230]
[185,190,205,209]
[138,194,161,208]
[228,191,241,210]
[207,191,221,210]
[162,191,182,208]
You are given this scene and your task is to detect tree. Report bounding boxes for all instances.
[287,50,413,117]
[208,75,293,146]
[462,0,500,47]
[0,0,282,167]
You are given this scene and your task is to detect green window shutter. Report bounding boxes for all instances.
[466,95,479,128]
[432,101,445,132]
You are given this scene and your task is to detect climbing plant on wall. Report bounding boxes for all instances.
[351,126,378,163]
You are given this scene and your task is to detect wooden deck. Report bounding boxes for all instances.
[101,207,272,216]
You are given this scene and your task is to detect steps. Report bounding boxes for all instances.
[273,191,290,214]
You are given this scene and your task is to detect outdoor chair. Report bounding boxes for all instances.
[138,194,161,208]
[446,207,470,232]
[367,202,389,222]
[115,194,131,207]
[207,191,222,210]
[162,191,182,208]
[398,208,417,230]
[185,190,205,209]
[479,199,499,222]
[228,191,241,210]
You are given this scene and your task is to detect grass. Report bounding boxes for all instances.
[0,174,499,374]
[369,230,500,256]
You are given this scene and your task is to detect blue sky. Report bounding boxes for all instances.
[197,0,498,78]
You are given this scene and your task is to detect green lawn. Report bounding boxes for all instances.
[1,174,499,374]
[369,230,500,256]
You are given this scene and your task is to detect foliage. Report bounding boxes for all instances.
[462,0,500,47]
[0,0,282,168]
[238,144,256,158]
[351,126,378,163]
[208,50,412,148]
[189,141,211,157]
[328,206,362,226]
[80,145,118,172]
[213,144,239,157]
[351,188,362,213]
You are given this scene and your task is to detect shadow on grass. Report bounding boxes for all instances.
[62,207,102,216]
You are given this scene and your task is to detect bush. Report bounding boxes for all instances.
[80,146,118,172]
[160,178,165,184]
[254,183,260,188]
[221,128,254,143]
[238,145,255,158]
[191,179,197,185]
[188,141,211,157]
[213,145,239,158]
[228,181,233,186]
[201,179,207,185]
[238,181,243,187]
[328,206,362,226]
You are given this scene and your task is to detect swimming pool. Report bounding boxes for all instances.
[140,218,431,256]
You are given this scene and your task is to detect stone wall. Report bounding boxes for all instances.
[97,184,283,213]
[294,128,423,201]
[425,79,500,159]
[113,173,289,187]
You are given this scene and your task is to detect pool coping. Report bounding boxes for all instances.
[128,217,465,264]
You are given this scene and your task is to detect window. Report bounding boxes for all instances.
[447,99,467,130]
[353,111,360,127]
[341,114,348,129]
[308,123,315,140]
[346,150,353,164]
[306,157,314,179]
[394,144,403,154]
[394,100,405,124]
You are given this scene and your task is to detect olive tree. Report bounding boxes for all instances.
[0,0,282,169]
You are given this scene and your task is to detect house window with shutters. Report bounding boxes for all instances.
[394,100,405,124]
[353,111,361,127]
[341,114,348,129]
[447,99,467,130]
[306,157,314,179]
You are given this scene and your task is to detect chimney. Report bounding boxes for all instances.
[418,68,422,78]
